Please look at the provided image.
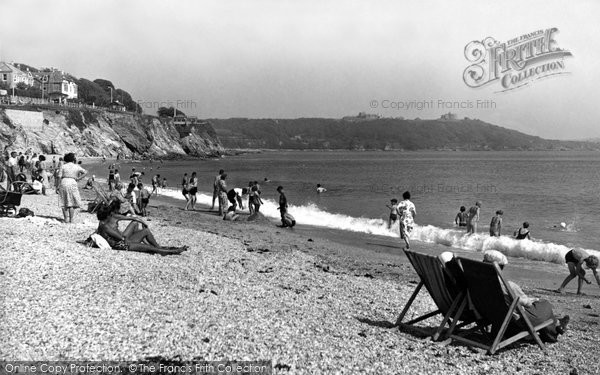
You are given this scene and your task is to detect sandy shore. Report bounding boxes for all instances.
[1,187,599,374]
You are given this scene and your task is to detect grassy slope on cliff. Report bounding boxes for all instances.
[210,118,598,151]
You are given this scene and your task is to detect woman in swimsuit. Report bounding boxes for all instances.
[96,201,187,256]
[185,172,198,211]
[514,222,531,240]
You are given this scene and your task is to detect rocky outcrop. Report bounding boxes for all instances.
[0,107,223,158]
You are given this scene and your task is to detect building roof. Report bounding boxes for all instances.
[0,62,28,75]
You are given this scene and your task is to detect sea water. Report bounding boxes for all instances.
[94,150,600,264]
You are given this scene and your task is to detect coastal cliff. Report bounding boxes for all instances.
[0,107,223,158]
[211,118,600,151]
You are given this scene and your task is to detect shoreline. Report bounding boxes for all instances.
[1,185,599,373]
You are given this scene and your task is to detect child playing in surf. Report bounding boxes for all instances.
[514,222,531,240]
[386,198,399,229]
[398,191,416,249]
[555,248,600,295]
[454,206,467,227]
[489,210,503,237]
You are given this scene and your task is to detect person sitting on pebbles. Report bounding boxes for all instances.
[95,200,188,256]
[555,248,600,295]
[483,250,570,343]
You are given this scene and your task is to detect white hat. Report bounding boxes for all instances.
[483,250,508,265]
[439,251,455,264]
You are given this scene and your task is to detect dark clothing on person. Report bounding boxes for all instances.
[506,299,560,343]
[515,228,530,240]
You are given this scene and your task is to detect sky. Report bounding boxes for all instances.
[1,0,598,140]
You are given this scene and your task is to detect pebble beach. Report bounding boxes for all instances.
[1,189,599,374]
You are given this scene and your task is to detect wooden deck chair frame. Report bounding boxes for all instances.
[396,250,480,341]
[12,181,39,195]
[90,182,112,213]
[451,257,553,354]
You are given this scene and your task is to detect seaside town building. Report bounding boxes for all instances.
[440,112,457,120]
[0,62,35,88]
[31,70,78,103]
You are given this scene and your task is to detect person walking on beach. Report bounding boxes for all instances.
[217,174,228,216]
[455,206,468,227]
[211,169,224,210]
[555,248,600,295]
[181,172,190,202]
[277,185,289,226]
[151,174,160,196]
[114,169,121,186]
[162,177,167,189]
[514,222,531,240]
[247,181,255,214]
[386,198,400,229]
[185,172,198,211]
[489,210,503,237]
[137,182,150,217]
[6,151,18,191]
[37,155,49,195]
[58,153,87,223]
[466,201,481,235]
[108,164,116,191]
[398,191,416,249]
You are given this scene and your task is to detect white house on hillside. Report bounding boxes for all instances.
[33,70,78,102]
[0,62,34,88]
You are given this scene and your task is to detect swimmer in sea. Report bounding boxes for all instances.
[514,222,531,240]
[316,184,327,193]
[454,206,467,227]
[555,248,600,295]
[489,210,503,237]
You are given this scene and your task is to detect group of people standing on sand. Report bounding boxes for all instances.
[174,169,294,227]
[2,151,91,224]
[2,151,59,195]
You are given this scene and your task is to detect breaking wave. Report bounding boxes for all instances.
[158,187,599,265]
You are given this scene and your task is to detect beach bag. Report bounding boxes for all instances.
[283,212,296,227]
[16,208,35,218]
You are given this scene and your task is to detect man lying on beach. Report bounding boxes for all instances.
[482,250,570,343]
[555,248,600,295]
[95,201,187,256]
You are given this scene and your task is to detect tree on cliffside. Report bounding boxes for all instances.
[93,79,115,92]
[76,79,111,107]
[157,107,185,117]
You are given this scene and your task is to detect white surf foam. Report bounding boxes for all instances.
[155,187,600,265]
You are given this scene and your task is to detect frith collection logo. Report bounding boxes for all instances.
[463,28,572,92]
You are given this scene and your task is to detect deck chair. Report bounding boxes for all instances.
[451,257,553,354]
[89,182,113,213]
[0,185,22,216]
[396,250,481,340]
[12,181,39,195]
